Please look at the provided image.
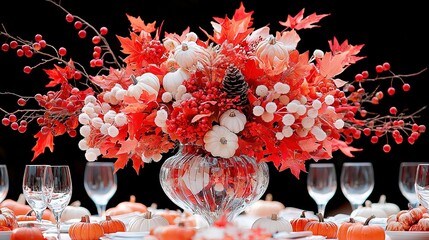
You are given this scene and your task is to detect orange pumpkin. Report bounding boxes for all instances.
[346,215,385,240]
[0,194,55,222]
[68,215,104,240]
[337,218,362,240]
[385,220,407,231]
[10,225,44,240]
[16,210,37,222]
[99,215,126,234]
[290,210,317,232]
[150,222,196,240]
[416,218,429,231]
[304,213,338,239]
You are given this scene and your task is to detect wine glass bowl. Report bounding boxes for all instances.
[415,163,429,210]
[0,165,9,203]
[22,164,50,223]
[307,163,337,216]
[340,162,374,211]
[45,165,72,239]
[84,162,117,218]
[399,162,423,208]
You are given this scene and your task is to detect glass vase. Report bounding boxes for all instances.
[159,144,269,226]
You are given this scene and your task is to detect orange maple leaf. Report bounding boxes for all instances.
[126,14,156,33]
[279,8,330,30]
[31,131,54,161]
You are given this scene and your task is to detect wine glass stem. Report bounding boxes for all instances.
[317,203,326,216]
[54,212,61,239]
[96,204,107,217]
[351,203,361,211]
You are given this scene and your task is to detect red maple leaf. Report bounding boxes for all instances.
[279,9,330,30]
[117,32,145,66]
[31,131,54,161]
[200,2,254,45]
[113,153,129,173]
[126,14,156,33]
[43,59,75,87]
[329,37,366,64]
[90,67,133,91]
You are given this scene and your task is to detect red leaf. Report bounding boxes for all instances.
[201,2,254,45]
[279,9,330,30]
[113,154,129,173]
[317,51,348,79]
[126,14,156,33]
[191,112,212,123]
[130,154,144,174]
[31,131,54,161]
[43,60,76,87]
[117,138,139,155]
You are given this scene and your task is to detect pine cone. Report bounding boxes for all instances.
[222,64,249,106]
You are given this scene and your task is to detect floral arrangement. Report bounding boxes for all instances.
[0,1,426,178]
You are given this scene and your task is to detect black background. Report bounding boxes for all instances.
[0,0,428,217]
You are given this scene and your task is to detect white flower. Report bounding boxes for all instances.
[204,125,238,158]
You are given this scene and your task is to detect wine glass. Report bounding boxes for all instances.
[0,165,9,203]
[415,163,429,210]
[340,162,374,211]
[399,162,423,208]
[22,164,50,223]
[307,163,337,216]
[84,162,117,218]
[45,165,72,239]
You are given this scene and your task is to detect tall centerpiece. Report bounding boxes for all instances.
[0,1,426,225]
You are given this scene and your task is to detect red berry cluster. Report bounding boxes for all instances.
[166,79,238,144]
[340,62,427,153]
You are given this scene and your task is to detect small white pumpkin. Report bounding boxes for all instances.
[350,200,388,218]
[371,194,400,216]
[251,213,292,234]
[127,211,169,232]
[127,74,160,100]
[203,125,238,158]
[162,68,189,97]
[135,72,160,92]
[219,109,246,133]
[255,35,289,67]
[60,200,91,222]
[245,193,285,217]
[173,41,204,69]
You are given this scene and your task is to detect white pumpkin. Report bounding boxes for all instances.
[203,125,238,158]
[162,68,189,97]
[371,194,400,216]
[135,72,160,92]
[173,41,204,69]
[127,211,169,232]
[255,35,289,68]
[251,213,292,234]
[245,193,285,217]
[60,200,91,222]
[350,200,388,218]
[219,109,246,133]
